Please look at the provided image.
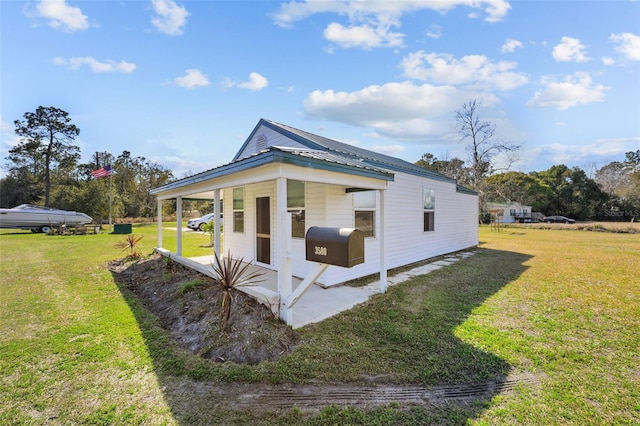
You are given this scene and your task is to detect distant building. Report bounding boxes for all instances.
[486,202,534,223]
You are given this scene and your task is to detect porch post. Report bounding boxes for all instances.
[379,189,387,293]
[276,177,293,324]
[157,198,163,249]
[213,189,221,258]
[176,196,183,256]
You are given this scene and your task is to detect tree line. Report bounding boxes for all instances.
[418,100,640,221]
[1,106,175,223]
[2,105,639,223]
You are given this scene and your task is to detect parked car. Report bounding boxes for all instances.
[543,215,575,224]
[187,213,222,231]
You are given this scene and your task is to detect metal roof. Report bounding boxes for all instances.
[258,119,462,185]
[151,119,477,196]
[150,145,393,195]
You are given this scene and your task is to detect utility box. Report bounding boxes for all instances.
[113,223,132,234]
[305,227,364,268]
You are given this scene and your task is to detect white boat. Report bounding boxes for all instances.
[0,204,93,233]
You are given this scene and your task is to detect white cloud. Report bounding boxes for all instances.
[151,0,189,36]
[542,137,640,165]
[305,82,457,124]
[35,0,89,32]
[401,51,528,91]
[223,72,268,91]
[323,22,404,49]
[602,57,615,66]
[553,36,590,62]
[162,155,213,178]
[273,1,511,27]
[53,56,136,73]
[425,25,442,39]
[610,32,640,61]
[174,69,210,89]
[526,72,607,110]
[302,81,498,140]
[0,116,19,178]
[501,38,523,53]
[272,1,510,50]
[0,116,12,133]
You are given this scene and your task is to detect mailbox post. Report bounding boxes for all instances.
[285,227,366,316]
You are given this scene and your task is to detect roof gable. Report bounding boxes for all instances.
[235,119,459,185]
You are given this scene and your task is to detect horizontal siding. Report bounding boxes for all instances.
[221,173,478,287]
[223,181,276,268]
[320,172,478,286]
[291,183,354,282]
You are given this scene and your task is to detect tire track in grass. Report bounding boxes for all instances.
[166,372,541,412]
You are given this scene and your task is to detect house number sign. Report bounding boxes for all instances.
[314,246,328,256]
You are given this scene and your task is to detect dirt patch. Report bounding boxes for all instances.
[109,254,300,364]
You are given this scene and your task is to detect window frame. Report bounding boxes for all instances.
[423,187,435,232]
[354,190,376,238]
[232,187,244,233]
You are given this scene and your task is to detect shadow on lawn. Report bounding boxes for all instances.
[111,247,533,425]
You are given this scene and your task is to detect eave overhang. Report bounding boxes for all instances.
[150,146,394,198]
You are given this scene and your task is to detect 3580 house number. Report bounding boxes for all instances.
[314,246,328,256]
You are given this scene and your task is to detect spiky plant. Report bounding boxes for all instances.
[212,250,265,330]
[114,234,144,259]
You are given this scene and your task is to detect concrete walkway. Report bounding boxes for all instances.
[188,250,476,329]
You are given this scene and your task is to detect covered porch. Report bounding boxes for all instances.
[156,249,379,328]
[150,147,394,327]
[154,247,477,329]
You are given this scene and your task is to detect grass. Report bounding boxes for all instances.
[1,224,638,424]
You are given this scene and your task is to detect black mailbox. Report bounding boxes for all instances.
[305,227,364,268]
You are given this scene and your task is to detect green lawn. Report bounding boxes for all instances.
[0,224,638,424]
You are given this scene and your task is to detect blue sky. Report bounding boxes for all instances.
[1,0,639,179]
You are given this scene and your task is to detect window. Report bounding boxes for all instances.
[287,179,305,238]
[233,187,244,233]
[423,188,435,232]
[354,191,376,237]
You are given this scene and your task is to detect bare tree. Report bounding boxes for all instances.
[455,99,521,188]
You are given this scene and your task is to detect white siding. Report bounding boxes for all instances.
[223,181,276,268]
[311,172,478,286]
[222,172,478,287]
[290,183,354,282]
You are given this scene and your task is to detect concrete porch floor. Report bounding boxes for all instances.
[186,250,476,329]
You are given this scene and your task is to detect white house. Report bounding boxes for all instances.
[486,202,533,223]
[150,119,478,323]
